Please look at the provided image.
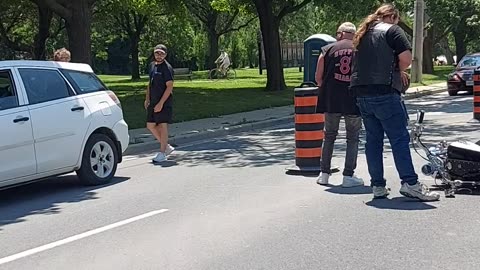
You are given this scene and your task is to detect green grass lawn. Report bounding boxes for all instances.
[100,66,453,130]
[101,68,302,129]
[409,65,453,87]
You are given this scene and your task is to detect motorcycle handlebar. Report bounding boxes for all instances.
[417,110,425,124]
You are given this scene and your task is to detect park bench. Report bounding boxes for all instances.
[173,68,193,81]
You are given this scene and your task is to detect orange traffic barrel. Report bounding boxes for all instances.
[474,68,480,121]
[286,83,338,174]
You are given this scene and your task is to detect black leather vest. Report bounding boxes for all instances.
[350,22,403,92]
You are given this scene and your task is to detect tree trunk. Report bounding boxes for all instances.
[33,3,53,60]
[207,27,219,70]
[65,0,93,64]
[130,35,140,80]
[254,1,286,91]
[422,26,434,74]
[439,38,455,65]
[453,31,467,62]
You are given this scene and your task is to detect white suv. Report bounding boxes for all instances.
[0,60,129,188]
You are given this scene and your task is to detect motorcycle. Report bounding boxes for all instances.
[411,110,480,197]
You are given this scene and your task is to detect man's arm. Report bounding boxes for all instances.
[157,65,174,107]
[158,81,173,106]
[398,50,412,71]
[387,25,412,71]
[144,77,151,109]
[315,53,325,86]
[146,63,153,102]
[145,83,150,101]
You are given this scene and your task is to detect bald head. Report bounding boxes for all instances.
[336,22,356,40]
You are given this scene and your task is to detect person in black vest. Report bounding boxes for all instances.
[145,44,175,163]
[315,22,364,188]
[350,4,439,201]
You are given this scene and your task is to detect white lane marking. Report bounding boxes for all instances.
[0,209,169,265]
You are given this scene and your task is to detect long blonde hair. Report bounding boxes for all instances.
[353,4,400,48]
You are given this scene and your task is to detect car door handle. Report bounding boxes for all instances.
[71,106,84,112]
[13,117,30,123]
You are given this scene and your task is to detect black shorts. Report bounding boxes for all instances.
[146,105,173,124]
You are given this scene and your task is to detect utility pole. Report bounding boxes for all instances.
[411,0,425,83]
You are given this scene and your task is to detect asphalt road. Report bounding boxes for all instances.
[0,92,479,270]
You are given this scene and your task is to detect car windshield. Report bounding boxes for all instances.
[458,56,480,68]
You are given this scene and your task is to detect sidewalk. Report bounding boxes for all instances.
[124,82,447,155]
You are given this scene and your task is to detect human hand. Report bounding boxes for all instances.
[154,102,163,113]
[144,99,150,110]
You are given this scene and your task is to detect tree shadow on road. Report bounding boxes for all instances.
[167,126,296,168]
[0,175,130,231]
[364,197,437,210]
[127,93,476,171]
[406,92,473,114]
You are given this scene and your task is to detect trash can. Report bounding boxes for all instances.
[303,34,336,85]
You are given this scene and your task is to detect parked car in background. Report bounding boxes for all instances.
[447,53,480,96]
[0,60,129,189]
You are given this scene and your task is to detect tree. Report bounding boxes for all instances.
[38,0,97,64]
[183,0,256,69]
[0,0,36,56]
[251,0,312,91]
[97,0,174,80]
[317,0,438,73]
[0,0,63,60]
[427,0,480,61]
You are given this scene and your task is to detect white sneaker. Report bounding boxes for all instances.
[165,144,175,156]
[316,172,330,185]
[373,186,390,199]
[400,182,440,201]
[342,175,364,188]
[152,152,166,163]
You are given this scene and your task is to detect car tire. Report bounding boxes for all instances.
[448,90,458,96]
[76,134,118,186]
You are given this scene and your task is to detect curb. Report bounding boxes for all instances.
[124,115,293,155]
[124,87,447,156]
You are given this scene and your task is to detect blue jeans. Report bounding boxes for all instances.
[356,93,418,187]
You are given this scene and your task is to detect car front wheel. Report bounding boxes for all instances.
[76,134,118,185]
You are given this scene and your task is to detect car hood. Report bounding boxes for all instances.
[453,67,477,80]
[456,66,477,73]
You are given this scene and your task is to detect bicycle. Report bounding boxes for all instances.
[208,66,236,80]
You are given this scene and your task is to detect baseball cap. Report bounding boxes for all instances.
[154,44,167,54]
[337,22,356,34]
